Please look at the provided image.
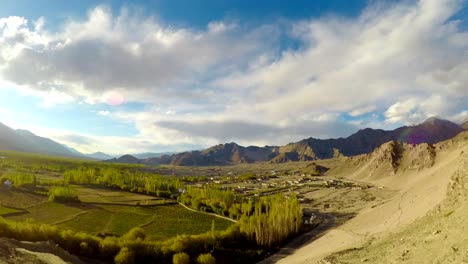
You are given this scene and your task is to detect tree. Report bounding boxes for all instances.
[173,252,190,264]
[196,253,216,264]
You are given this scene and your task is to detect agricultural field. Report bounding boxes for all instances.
[2,186,233,240]
[0,206,21,216]
[0,149,392,263]
[0,151,234,241]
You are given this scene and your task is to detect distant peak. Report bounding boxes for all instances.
[120,154,137,158]
[422,116,444,124]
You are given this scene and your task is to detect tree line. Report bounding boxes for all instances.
[178,187,303,247]
[0,216,264,264]
[63,166,182,199]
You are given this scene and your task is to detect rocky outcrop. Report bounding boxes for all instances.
[0,238,84,264]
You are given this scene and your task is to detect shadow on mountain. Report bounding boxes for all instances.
[260,211,356,264]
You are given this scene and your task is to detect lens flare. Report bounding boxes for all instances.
[103,90,124,106]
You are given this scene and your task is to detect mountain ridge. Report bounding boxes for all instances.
[0,123,78,157]
[106,117,466,166]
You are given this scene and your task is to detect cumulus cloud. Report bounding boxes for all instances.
[0,6,277,104]
[1,0,468,152]
[156,119,358,146]
[214,0,468,124]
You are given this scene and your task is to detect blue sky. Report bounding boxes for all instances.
[0,0,467,154]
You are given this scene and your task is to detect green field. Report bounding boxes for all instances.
[3,186,233,240]
[0,150,235,240]
[0,206,21,216]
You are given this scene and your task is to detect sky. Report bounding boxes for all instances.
[0,0,467,155]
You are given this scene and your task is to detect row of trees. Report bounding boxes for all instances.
[63,166,182,198]
[48,186,80,203]
[1,172,36,188]
[178,187,237,215]
[61,167,303,255]
[239,194,302,247]
[179,187,303,247]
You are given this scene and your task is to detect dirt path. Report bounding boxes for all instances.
[178,202,237,223]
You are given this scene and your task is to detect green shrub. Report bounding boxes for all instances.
[114,247,135,264]
[173,252,190,264]
[4,173,36,188]
[196,253,216,264]
[48,187,80,203]
[122,227,146,241]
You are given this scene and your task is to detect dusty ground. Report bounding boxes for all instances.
[324,151,468,264]
[0,238,85,264]
[264,132,468,264]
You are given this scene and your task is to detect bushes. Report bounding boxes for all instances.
[48,187,80,203]
[173,252,190,264]
[179,187,236,216]
[122,227,146,241]
[3,173,36,188]
[196,253,216,264]
[0,216,253,263]
[115,247,135,264]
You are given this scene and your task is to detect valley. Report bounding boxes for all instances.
[1,1,468,263]
[0,122,466,263]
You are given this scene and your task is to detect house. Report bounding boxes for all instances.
[3,180,12,189]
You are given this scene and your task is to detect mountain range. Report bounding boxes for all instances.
[106,117,466,166]
[0,123,113,159]
[0,122,175,160]
[0,118,466,165]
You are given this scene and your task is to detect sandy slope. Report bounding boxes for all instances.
[271,132,468,264]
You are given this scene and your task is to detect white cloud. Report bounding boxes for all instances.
[0,6,274,105]
[97,110,110,116]
[349,105,377,117]
[214,0,468,125]
[384,94,462,125]
[0,0,467,151]
[451,110,468,123]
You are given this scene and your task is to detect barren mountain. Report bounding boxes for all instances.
[108,117,464,166]
[105,154,142,164]
[268,131,468,264]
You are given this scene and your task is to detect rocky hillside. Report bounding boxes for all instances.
[320,133,468,264]
[330,140,438,181]
[272,131,468,264]
[461,120,468,130]
[108,117,465,166]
